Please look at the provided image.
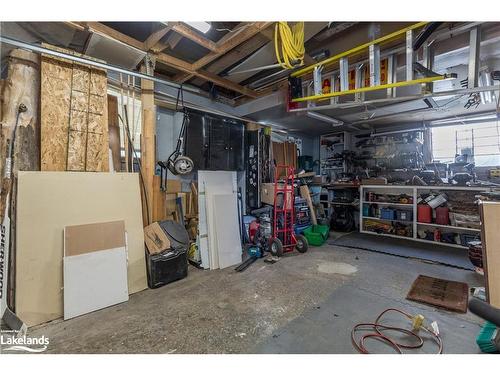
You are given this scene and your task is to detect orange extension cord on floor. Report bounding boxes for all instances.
[351,308,443,354]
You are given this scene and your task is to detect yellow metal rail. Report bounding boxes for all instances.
[290,22,428,78]
[291,76,446,103]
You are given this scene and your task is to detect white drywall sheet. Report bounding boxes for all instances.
[213,194,242,269]
[64,247,128,320]
[197,171,237,269]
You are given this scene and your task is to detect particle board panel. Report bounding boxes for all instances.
[67,130,87,171]
[40,56,72,171]
[40,45,109,172]
[480,202,500,308]
[16,171,147,327]
[86,132,107,172]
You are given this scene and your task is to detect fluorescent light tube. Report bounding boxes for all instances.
[306,111,344,126]
[185,22,211,34]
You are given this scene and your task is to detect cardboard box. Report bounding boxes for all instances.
[144,222,171,255]
[261,183,293,207]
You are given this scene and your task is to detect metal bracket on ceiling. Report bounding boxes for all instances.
[144,54,156,76]
[413,62,441,78]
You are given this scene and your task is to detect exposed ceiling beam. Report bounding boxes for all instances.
[172,22,273,85]
[170,22,218,52]
[192,22,274,71]
[68,21,260,99]
[156,53,260,98]
[166,31,183,49]
[150,31,183,54]
[207,34,270,75]
[79,22,144,51]
[172,33,272,84]
[144,24,172,51]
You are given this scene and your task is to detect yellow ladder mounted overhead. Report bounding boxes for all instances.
[290,22,456,103]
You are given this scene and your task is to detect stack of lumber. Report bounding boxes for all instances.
[152,177,199,224]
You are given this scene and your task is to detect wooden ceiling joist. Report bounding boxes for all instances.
[69,21,265,99]
[191,22,273,71]
[81,22,145,51]
[172,22,274,84]
[155,53,259,98]
[170,23,218,52]
[144,24,172,51]
[173,33,271,84]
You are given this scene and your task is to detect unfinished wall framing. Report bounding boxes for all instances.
[40,45,109,172]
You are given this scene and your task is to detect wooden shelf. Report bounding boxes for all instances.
[360,230,413,240]
[359,184,493,250]
[416,222,481,232]
[364,201,413,207]
[363,216,413,223]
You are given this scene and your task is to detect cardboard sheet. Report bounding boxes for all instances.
[16,172,147,327]
[64,220,126,256]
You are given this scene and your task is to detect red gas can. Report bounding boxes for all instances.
[417,204,432,223]
[435,206,450,225]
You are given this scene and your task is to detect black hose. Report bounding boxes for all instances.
[469,297,500,327]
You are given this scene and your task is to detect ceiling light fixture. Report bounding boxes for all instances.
[185,22,211,34]
[306,111,344,126]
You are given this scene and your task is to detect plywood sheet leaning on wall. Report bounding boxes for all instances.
[272,141,297,177]
[40,44,109,172]
[16,172,147,327]
[480,202,500,308]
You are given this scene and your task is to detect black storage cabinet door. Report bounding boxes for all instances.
[185,109,245,171]
[228,121,244,171]
[184,111,209,170]
[208,116,230,170]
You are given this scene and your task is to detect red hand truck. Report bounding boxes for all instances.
[269,165,308,257]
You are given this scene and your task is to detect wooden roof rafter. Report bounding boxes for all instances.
[69,21,262,99]
[172,22,274,84]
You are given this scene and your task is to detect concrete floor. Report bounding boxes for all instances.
[28,236,484,354]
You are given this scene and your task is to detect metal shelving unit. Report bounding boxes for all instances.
[319,132,351,179]
[360,185,492,248]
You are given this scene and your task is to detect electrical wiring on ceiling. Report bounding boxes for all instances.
[274,21,305,70]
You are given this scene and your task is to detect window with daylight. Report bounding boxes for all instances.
[431,118,500,167]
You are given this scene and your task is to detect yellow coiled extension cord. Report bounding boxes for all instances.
[274,22,305,70]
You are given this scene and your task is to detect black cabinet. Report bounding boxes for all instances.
[184,110,209,170]
[185,110,244,171]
